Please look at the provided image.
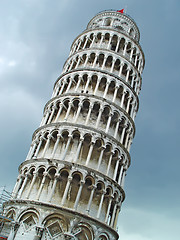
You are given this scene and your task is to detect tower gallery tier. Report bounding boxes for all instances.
[2,10,145,240]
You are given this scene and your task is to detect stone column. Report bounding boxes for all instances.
[62,135,72,161]
[90,33,96,47]
[33,227,44,240]
[112,85,119,102]
[85,103,93,125]
[76,40,82,52]
[83,36,89,49]
[123,42,128,55]
[106,152,113,176]
[92,55,98,68]
[114,119,121,139]
[125,68,130,82]
[47,106,56,124]
[99,34,104,46]
[103,81,110,98]
[74,102,82,123]
[121,170,126,188]
[65,77,73,93]
[113,158,120,181]
[74,180,85,209]
[118,164,124,185]
[84,76,91,92]
[110,201,118,228]
[119,63,124,77]
[55,103,63,122]
[13,175,25,198]
[93,77,101,95]
[86,185,95,214]
[126,96,132,113]
[58,80,66,95]
[7,222,20,240]
[101,56,107,70]
[83,54,89,67]
[26,172,38,199]
[105,196,113,224]
[33,137,43,158]
[26,143,34,160]
[75,75,82,92]
[107,34,113,49]
[64,101,72,121]
[115,37,121,52]
[130,101,135,118]
[36,172,49,201]
[128,138,133,152]
[18,173,30,198]
[130,47,134,61]
[97,190,106,218]
[110,59,116,73]
[120,90,126,109]
[73,138,84,163]
[125,129,131,148]
[48,173,60,202]
[61,176,72,205]
[97,146,105,170]
[76,56,82,68]
[85,141,95,166]
[131,74,136,88]
[42,134,52,157]
[120,124,127,144]
[95,106,103,128]
[52,134,61,158]
[105,112,112,133]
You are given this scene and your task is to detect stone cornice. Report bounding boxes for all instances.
[87,10,140,41]
[32,122,131,167]
[4,200,119,239]
[43,92,136,135]
[53,69,140,110]
[69,27,145,67]
[18,158,126,201]
[63,48,143,80]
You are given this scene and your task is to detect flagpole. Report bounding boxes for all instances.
[125,5,128,14]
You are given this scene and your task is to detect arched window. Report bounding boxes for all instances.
[72,223,94,240]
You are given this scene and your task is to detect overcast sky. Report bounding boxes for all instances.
[0,0,180,239]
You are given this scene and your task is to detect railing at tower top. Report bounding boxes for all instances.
[97,9,136,24]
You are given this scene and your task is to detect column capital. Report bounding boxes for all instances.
[101,145,106,150]
[57,133,62,138]
[54,173,61,179]
[68,176,73,181]
[52,105,58,110]
[19,174,25,180]
[43,172,49,178]
[35,226,44,237]
[33,172,39,177]
[79,180,85,185]
[79,137,84,142]
[47,134,52,139]
[89,184,96,190]
[100,189,106,195]
[99,106,104,112]
[68,134,73,139]
[25,172,32,179]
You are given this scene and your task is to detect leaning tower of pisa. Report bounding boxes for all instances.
[3,10,144,240]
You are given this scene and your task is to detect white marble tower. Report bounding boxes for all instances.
[3,10,145,240]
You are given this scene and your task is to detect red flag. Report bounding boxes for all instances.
[117,9,124,13]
